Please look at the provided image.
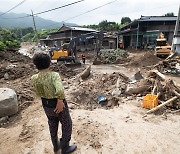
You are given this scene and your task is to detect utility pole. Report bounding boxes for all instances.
[171,5,180,52]
[116,33,119,49]
[136,21,140,50]
[31,10,38,42]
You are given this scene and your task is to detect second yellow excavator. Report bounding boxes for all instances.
[155,33,172,57]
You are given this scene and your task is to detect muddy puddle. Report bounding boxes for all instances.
[91,64,138,78]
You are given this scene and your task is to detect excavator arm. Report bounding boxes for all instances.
[67,31,104,58]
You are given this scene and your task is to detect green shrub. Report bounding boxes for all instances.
[104,49,128,63]
[0,41,6,51]
[114,49,128,58]
[5,40,21,50]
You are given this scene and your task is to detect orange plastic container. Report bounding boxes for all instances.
[142,94,158,109]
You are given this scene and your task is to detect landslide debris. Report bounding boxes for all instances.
[130,51,161,67]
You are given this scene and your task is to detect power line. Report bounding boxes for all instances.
[111,3,179,16]
[44,0,118,29]
[0,0,27,17]
[64,0,118,22]
[34,0,85,16]
[1,0,86,19]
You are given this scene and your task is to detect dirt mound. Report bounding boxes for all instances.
[0,64,34,80]
[0,50,32,63]
[0,51,35,80]
[130,51,161,67]
[113,56,131,64]
[50,63,77,78]
[0,51,35,112]
[70,72,129,110]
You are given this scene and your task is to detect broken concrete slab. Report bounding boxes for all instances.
[0,88,18,117]
[131,71,144,81]
[125,85,150,95]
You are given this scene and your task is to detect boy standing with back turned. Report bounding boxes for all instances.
[31,53,77,154]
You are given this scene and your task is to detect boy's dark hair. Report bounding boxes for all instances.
[33,53,51,70]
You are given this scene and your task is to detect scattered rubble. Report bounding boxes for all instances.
[69,72,129,109]
[0,47,180,154]
[0,51,35,80]
[50,63,77,78]
[69,67,180,112]
[0,51,35,114]
[0,49,179,120]
[157,57,180,75]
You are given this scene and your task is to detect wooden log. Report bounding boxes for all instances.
[171,109,180,114]
[147,96,178,114]
[151,85,157,95]
[167,79,180,93]
[152,70,166,81]
[80,65,91,79]
[173,90,180,98]
[70,101,80,106]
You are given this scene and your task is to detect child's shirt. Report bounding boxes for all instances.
[31,71,65,100]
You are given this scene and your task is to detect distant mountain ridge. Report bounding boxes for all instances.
[0,12,77,29]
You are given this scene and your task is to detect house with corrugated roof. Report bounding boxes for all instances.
[40,25,99,51]
[120,16,180,49]
[40,25,118,51]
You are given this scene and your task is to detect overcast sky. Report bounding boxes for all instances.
[0,0,179,25]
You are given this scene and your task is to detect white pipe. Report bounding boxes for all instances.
[172,5,180,52]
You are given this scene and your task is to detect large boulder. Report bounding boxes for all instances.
[0,88,18,117]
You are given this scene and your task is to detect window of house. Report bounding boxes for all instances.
[103,40,109,46]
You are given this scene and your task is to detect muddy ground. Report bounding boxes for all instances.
[0,46,180,154]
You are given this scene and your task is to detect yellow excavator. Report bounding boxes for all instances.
[155,33,172,57]
[49,32,103,64]
[51,43,69,60]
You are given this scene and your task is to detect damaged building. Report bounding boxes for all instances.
[103,32,118,49]
[40,25,118,51]
[120,16,180,49]
[40,25,98,51]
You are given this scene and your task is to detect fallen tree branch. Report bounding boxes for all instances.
[170,109,180,114]
[147,96,178,114]
[69,101,80,106]
[173,90,180,98]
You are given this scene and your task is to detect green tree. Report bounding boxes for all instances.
[0,28,21,51]
[22,33,35,42]
[11,27,34,41]
[164,12,175,17]
[82,24,99,30]
[83,20,123,31]
[121,17,131,25]
[38,28,58,38]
